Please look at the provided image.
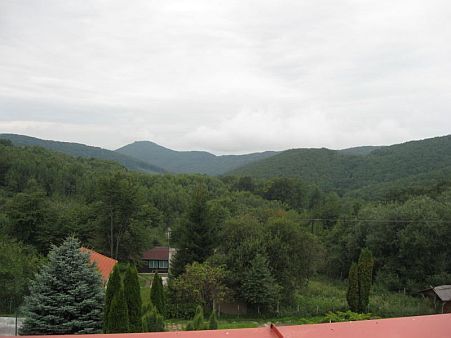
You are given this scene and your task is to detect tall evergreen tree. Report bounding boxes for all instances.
[150,273,165,316]
[346,262,359,312]
[106,286,129,333]
[241,254,280,314]
[358,248,374,313]
[171,185,214,277]
[20,237,104,335]
[124,264,142,332]
[104,264,122,331]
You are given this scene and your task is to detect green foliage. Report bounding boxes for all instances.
[106,286,129,333]
[323,310,374,323]
[241,254,280,314]
[0,235,40,313]
[150,273,165,316]
[208,311,218,330]
[168,262,228,318]
[142,304,165,332]
[358,249,374,312]
[20,237,104,335]
[0,133,165,173]
[124,265,142,332]
[104,265,122,331]
[346,263,360,312]
[171,184,216,276]
[192,305,205,330]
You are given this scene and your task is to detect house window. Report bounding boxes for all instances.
[149,260,159,269]
[159,260,168,269]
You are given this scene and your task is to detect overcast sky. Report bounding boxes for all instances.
[1,0,451,154]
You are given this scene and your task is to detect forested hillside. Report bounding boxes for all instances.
[1,140,450,316]
[0,134,166,174]
[116,140,278,175]
[229,135,451,193]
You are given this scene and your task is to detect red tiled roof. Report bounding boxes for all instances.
[17,314,451,338]
[142,246,169,260]
[81,247,118,282]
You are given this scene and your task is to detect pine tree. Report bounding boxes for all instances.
[150,273,165,316]
[142,304,165,332]
[241,254,279,314]
[171,185,214,277]
[106,286,129,333]
[20,237,104,335]
[124,264,142,332]
[346,262,359,312]
[104,264,122,332]
[208,311,218,330]
[357,248,374,313]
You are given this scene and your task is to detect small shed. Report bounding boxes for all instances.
[419,285,451,313]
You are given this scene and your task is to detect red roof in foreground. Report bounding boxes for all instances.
[15,314,451,338]
[142,246,169,260]
[81,247,118,282]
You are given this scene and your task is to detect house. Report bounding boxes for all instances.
[80,247,118,285]
[140,246,176,283]
[16,313,451,338]
[419,285,451,313]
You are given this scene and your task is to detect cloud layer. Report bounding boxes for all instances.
[1,0,451,154]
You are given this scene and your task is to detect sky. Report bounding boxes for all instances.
[1,0,451,154]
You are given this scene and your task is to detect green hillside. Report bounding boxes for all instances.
[0,134,166,174]
[228,135,451,193]
[116,140,278,175]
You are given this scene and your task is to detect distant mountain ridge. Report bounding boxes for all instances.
[228,134,451,193]
[116,141,279,175]
[0,134,166,173]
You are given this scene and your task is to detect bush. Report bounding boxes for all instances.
[208,311,218,330]
[142,305,165,332]
[323,310,374,323]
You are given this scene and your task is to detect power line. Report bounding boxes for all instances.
[297,218,451,224]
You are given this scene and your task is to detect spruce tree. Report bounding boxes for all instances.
[357,248,374,313]
[106,286,129,333]
[150,273,165,316]
[208,311,218,330]
[20,237,104,335]
[346,262,359,312]
[124,264,142,332]
[104,264,122,332]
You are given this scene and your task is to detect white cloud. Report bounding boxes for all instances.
[1,0,451,154]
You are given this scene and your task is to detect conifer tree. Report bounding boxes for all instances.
[208,311,218,330]
[346,262,359,312]
[20,237,104,335]
[142,304,165,332]
[124,264,142,332]
[150,273,165,316]
[104,264,122,331]
[171,185,214,277]
[357,248,374,313]
[106,286,129,333]
[192,305,205,330]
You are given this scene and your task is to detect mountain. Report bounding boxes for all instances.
[0,134,166,173]
[338,145,383,156]
[228,135,451,193]
[116,141,278,175]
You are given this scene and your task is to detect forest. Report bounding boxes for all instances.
[1,139,450,319]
